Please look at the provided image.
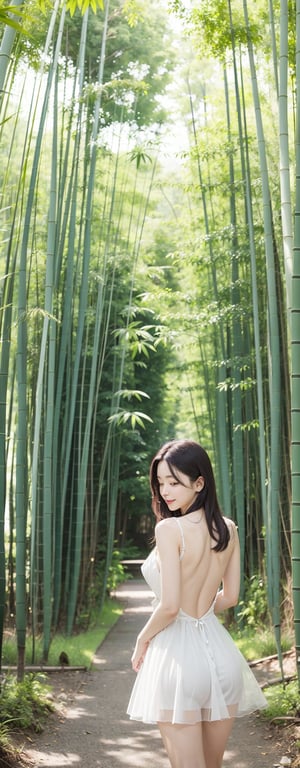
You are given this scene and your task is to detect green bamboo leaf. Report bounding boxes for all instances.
[0,10,23,31]
[65,0,77,16]
[65,0,103,15]
[129,147,153,168]
[108,410,153,427]
[113,389,150,401]
[123,0,144,27]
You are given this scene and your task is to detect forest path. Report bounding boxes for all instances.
[18,581,296,768]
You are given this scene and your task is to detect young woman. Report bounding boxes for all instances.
[127,439,267,768]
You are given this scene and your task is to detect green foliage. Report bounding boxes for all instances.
[122,0,145,27]
[0,0,294,676]
[74,552,128,629]
[262,681,300,721]
[0,0,103,34]
[232,626,292,661]
[63,599,122,664]
[237,575,269,627]
[0,723,17,768]
[66,0,103,16]
[17,0,174,126]
[119,540,141,558]
[0,5,24,31]
[106,550,128,592]
[2,599,122,667]
[0,674,53,732]
[108,409,153,429]
[171,0,268,59]
[96,549,127,594]
[129,146,153,168]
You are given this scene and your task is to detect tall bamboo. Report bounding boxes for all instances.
[223,63,245,585]
[51,9,89,630]
[269,0,279,99]
[42,73,60,661]
[279,0,293,325]
[187,82,231,518]
[15,166,28,685]
[16,4,67,678]
[66,0,111,633]
[243,0,283,671]
[228,0,267,576]
[0,69,39,666]
[239,53,267,536]
[292,0,300,689]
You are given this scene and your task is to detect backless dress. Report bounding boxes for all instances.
[127,518,267,724]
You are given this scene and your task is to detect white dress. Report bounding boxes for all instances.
[127,519,267,725]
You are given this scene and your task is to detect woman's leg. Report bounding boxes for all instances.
[158,722,207,768]
[202,717,235,768]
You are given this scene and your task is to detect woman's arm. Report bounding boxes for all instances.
[131,520,181,672]
[214,524,240,614]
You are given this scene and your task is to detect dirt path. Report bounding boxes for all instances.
[18,581,297,768]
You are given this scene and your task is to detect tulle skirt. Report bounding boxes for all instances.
[127,605,267,724]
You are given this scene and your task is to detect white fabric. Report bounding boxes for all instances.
[127,548,268,724]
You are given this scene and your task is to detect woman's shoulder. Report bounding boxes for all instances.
[155,517,180,540]
[223,516,238,539]
[155,516,178,532]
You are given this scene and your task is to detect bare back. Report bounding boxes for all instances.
[160,513,239,619]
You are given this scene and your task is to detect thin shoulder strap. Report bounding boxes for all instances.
[174,517,185,560]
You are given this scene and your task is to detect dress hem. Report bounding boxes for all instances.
[127,704,268,726]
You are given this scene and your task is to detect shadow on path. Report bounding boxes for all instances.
[22,581,284,768]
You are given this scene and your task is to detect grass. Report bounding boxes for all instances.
[2,597,122,668]
[0,674,54,732]
[262,679,299,721]
[230,626,293,661]
[0,723,22,768]
[0,597,123,765]
[0,673,55,767]
[230,624,300,731]
[261,679,300,767]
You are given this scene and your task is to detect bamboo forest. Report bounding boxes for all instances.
[0,0,299,690]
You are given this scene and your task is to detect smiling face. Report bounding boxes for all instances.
[157,459,204,515]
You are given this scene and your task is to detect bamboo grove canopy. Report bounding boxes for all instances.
[0,0,299,689]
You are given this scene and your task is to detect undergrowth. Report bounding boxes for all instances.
[0,597,123,765]
[231,626,292,661]
[262,680,300,721]
[0,674,53,732]
[0,673,53,767]
[3,598,122,667]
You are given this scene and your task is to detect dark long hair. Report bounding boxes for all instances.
[150,439,230,552]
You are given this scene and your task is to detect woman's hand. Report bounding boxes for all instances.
[131,636,149,672]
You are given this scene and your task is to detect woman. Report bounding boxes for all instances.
[127,439,267,768]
